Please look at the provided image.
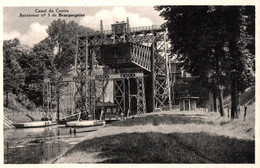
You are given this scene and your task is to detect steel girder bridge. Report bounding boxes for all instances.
[43,18,173,122]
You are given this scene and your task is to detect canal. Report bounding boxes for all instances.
[4,125,101,164]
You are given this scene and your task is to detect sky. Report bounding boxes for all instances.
[3,6,165,47]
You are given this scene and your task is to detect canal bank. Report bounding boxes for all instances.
[52,110,255,163]
[4,107,255,164]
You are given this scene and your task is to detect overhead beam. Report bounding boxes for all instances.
[44,73,145,83]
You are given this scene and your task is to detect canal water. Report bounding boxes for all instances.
[4,125,101,164]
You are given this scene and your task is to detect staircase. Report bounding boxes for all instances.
[4,115,15,129]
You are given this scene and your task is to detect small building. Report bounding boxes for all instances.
[179,97,199,111]
[95,102,119,120]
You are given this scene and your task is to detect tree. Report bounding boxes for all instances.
[155,6,227,115]
[3,20,95,109]
[47,19,94,74]
[22,38,57,106]
[222,7,255,118]
[4,37,57,107]
[155,6,255,118]
[3,38,27,107]
[3,39,26,93]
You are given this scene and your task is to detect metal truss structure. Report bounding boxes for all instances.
[43,82,52,118]
[136,77,146,114]
[43,19,172,121]
[87,22,171,110]
[114,79,125,114]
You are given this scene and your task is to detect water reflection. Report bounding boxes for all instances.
[4,125,100,164]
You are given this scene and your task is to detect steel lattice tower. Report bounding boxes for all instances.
[43,18,172,121]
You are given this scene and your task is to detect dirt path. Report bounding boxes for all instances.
[52,109,255,163]
[62,109,254,143]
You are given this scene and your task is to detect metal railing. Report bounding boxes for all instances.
[88,25,163,37]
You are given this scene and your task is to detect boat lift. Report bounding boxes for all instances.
[43,18,173,127]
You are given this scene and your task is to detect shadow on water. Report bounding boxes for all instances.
[74,129,97,133]
[4,125,98,164]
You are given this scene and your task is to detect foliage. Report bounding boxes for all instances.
[47,19,94,74]
[4,19,94,109]
[156,6,254,89]
[3,38,26,94]
[155,6,255,117]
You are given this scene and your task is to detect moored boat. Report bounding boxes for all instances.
[66,120,105,127]
[12,121,54,128]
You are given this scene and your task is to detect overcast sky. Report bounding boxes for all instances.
[3,6,164,47]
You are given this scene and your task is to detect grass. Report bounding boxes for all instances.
[109,114,213,127]
[64,132,254,163]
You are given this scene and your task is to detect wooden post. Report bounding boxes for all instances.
[244,106,247,121]
[189,99,191,111]
[164,28,172,109]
